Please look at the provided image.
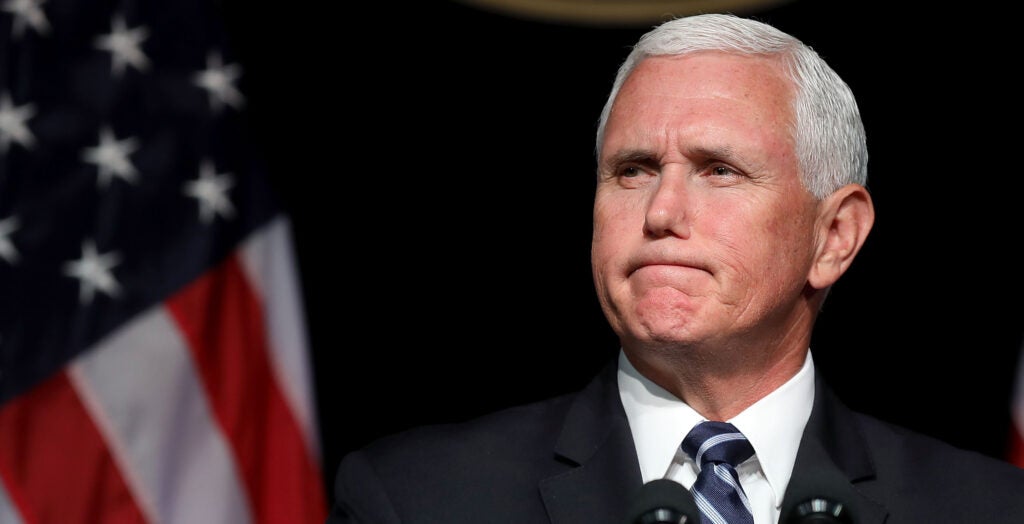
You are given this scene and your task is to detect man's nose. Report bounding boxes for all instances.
[643,172,691,239]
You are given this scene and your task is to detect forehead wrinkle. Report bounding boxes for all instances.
[602,143,742,172]
[602,148,659,169]
[683,144,738,164]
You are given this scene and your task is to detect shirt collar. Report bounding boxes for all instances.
[618,349,816,508]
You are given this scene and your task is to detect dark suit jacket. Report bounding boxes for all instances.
[328,359,1024,523]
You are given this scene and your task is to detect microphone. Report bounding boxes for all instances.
[784,497,853,524]
[625,478,700,524]
[780,450,857,524]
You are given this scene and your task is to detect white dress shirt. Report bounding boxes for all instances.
[618,349,816,524]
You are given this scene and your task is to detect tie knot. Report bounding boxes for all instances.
[681,421,754,469]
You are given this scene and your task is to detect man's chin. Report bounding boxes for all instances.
[629,319,705,350]
[632,296,700,329]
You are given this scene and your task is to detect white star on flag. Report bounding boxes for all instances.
[0,215,19,265]
[62,239,122,305]
[184,159,236,224]
[192,50,244,112]
[80,126,140,188]
[1,0,50,39]
[0,92,35,153]
[93,14,150,76]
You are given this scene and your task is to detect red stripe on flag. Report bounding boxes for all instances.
[1012,349,1024,468]
[0,371,147,524]
[165,252,326,524]
[1010,426,1024,468]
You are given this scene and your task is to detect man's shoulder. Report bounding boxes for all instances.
[329,360,631,522]
[808,378,1024,521]
[847,409,1024,518]
[814,375,1024,488]
[852,411,1024,479]
[331,389,584,521]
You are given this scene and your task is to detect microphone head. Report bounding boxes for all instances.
[781,435,863,524]
[625,478,700,524]
[785,497,854,524]
[780,445,859,524]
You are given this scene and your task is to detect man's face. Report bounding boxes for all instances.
[592,52,823,354]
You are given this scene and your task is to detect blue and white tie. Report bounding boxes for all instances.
[681,421,755,524]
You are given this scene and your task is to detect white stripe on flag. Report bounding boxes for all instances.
[0,479,24,524]
[69,306,253,524]
[239,217,319,457]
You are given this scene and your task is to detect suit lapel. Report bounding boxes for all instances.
[539,361,643,524]
[783,374,888,523]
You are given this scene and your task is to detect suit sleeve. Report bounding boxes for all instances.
[326,450,402,524]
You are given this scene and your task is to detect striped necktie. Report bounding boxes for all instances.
[681,421,755,524]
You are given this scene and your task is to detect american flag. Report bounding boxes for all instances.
[0,0,328,522]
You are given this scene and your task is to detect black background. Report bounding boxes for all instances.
[223,0,1024,496]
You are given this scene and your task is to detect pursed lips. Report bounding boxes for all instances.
[627,252,710,277]
[627,258,714,295]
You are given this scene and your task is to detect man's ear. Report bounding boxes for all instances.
[808,184,875,290]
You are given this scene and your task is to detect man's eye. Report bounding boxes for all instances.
[711,165,735,176]
[621,166,642,178]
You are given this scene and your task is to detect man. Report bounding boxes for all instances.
[328,13,1024,523]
